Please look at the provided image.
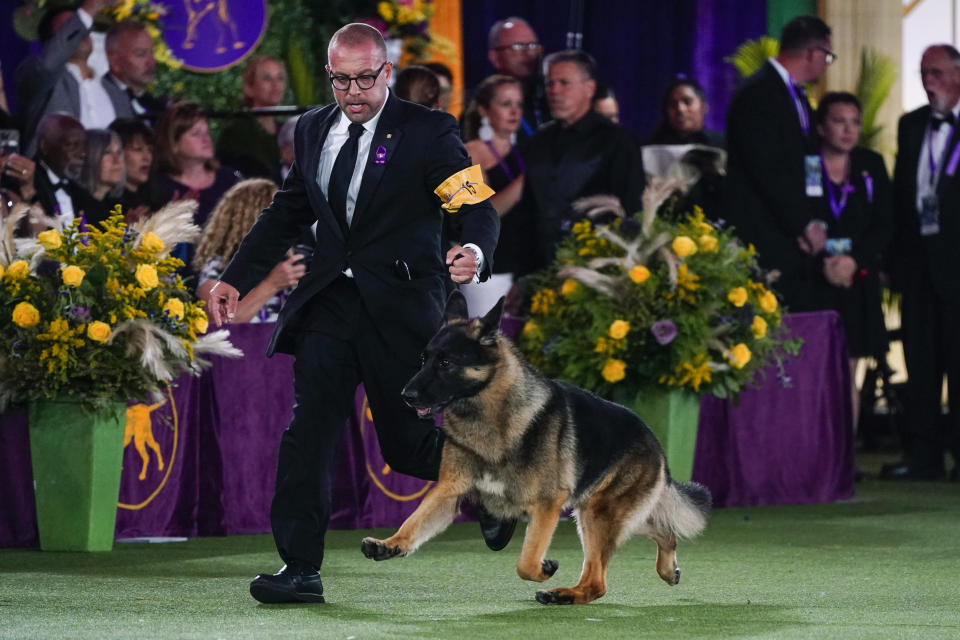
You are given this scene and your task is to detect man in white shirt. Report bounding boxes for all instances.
[15,0,114,155]
[101,20,165,120]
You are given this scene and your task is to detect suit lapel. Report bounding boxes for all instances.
[938,112,960,195]
[351,95,404,234]
[303,107,346,243]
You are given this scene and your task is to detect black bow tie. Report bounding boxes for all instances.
[931,112,956,130]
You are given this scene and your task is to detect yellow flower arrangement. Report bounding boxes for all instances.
[519,201,800,399]
[0,205,240,410]
[374,0,444,62]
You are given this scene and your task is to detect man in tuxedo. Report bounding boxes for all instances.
[201,23,502,604]
[487,17,547,143]
[724,15,835,310]
[101,21,166,122]
[15,0,114,155]
[882,45,960,481]
[513,49,644,277]
[29,113,94,227]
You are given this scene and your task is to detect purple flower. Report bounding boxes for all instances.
[68,305,91,323]
[358,17,389,36]
[651,319,677,345]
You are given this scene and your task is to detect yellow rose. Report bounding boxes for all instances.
[60,265,85,287]
[560,279,579,296]
[6,260,29,280]
[377,1,394,21]
[140,232,165,253]
[602,358,627,383]
[727,287,748,308]
[37,229,62,251]
[608,319,630,340]
[87,321,112,343]
[12,301,40,328]
[699,220,714,234]
[163,298,185,320]
[751,315,768,339]
[672,235,698,258]
[698,234,718,252]
[629,265,650,284]
[135,264,159,290]
[759,291,778,313]
[727,343,752,369]
[521,320,539,338]
[192,312,209,334]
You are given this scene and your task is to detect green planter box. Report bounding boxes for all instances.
[28,399,127,551]
[615,389,701,483]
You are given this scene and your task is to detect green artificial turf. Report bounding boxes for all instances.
[1,478,959,640]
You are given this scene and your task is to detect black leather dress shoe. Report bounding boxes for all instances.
[475,504,517,551]
[879,460,945,481]
[249,565,325,604]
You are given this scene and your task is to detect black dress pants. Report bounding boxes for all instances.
[900,266,960,469]
[270,276,445,571]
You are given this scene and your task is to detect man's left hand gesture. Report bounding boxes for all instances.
[446,245,477,284]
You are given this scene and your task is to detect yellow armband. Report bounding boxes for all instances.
[433,165,495,213]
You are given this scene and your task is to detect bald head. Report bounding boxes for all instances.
[328,23,387,63]
[488,17,541,79]
[921,44,960,114]
[36,114,87,180]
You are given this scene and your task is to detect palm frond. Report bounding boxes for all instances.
[571,194,626,221]
[130,199,201,250]
[0,203,31,266]
[556,265,619,297]
[190,329,244,371]
[855,47,897,150]
[725,36,780,78]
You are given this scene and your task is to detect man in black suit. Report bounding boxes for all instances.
[724,15,835,310]
[487,17,547,143]
[513,49,645,277]
[201,23,501,604]
[882,45,960,481]
[101,21,166,122]
[29,113,95,227]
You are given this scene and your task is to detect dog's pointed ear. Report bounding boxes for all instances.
[478,296,505,346]
[443,290,469,324]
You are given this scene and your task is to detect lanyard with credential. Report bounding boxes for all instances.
[927,122,956,186]
[820,154,853,219]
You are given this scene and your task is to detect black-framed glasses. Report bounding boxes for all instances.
[494,42,542,52]
[816,47,837,65]
[329,61,387,91]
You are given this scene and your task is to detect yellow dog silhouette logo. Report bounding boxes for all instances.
[183,0,245,53]
[123,402,165,481]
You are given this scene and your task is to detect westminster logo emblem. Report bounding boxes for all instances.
[156,0,267,72]
[117,388,179,511]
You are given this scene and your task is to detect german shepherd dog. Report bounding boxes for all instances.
[361,292,711,605]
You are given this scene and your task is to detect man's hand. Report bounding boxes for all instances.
[824,255,857,288]
[446,245,477,284]
[201,280,240,327]
[266,252,307,292]
[0,154,36,199]
[799,220,827,255]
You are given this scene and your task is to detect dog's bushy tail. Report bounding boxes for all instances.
[650,480,712,539]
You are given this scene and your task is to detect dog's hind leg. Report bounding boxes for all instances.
[651,532,681,585]
[515,493,567,583]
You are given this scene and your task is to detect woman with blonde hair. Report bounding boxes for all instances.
[194,178,306,323]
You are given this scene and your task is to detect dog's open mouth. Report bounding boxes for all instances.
[415,406,434,418]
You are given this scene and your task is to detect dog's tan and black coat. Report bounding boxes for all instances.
[361,292,711,605]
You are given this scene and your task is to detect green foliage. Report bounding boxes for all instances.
[855,47,897,149]
[518,207,801,401]
[725,36,780,79]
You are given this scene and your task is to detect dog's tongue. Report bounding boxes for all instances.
[416,407,431,417]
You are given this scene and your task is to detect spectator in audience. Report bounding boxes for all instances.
[459,74,526,314]
[216,56,287,183]
[155,102,240,272]
[487,17,547,143]
[592,83,620,124]
[195,178,305,323]
[101,20,166,122]
[394,65,441,108]
[647,76,724,147]
[109,117,159,222]
[808,92,892,436]
[513,49,644,276]
[883,44,960,481]
[16,0,114,155]
[30,113,88,226]
[78,128,125,226]
[277,115,300,181]
[724,15,835,311]
[1,140,38,209]
[422,61,454,112]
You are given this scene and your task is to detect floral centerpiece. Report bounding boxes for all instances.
[368,0,454,63]
[518,187,801,403]
[0,202,239,411]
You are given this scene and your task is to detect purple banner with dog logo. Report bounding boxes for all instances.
[157,0,267,72]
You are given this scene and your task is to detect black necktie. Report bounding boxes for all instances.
[327,122,365,231]
[931,112,956,130]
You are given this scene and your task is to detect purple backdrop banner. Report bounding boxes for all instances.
[0,312,854,548]
[157,0,267,72]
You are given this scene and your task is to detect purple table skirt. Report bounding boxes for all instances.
[0,312,853,548]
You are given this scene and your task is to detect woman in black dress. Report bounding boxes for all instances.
[813,91,893,430]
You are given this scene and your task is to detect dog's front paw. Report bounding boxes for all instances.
[535,589,575,605]
[541,558,559,577]
[361,537,403,561]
